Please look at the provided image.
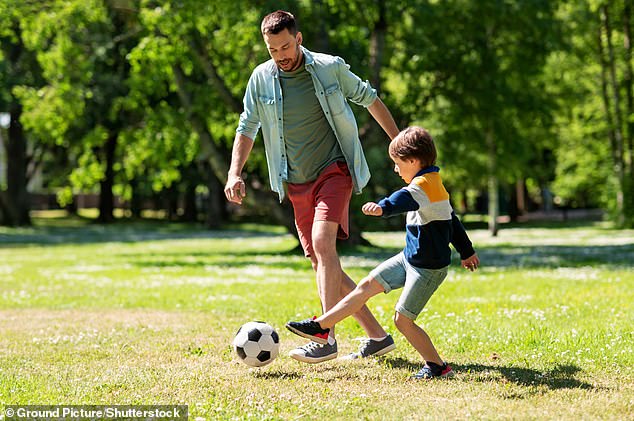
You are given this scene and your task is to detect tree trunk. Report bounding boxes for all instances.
[346,0,387,247]
[199,161,225,229]
[97,133,116,223]
[508,183,519,223]
[130,178,143,218]
[599,5,625,225]
[1,101,31,226]
[623,1,634,225]
[516,179,527,215]
[486,127,499,236]
[181,163,199,223]
[369,0,387,94]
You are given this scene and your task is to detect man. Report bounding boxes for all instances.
[224,10,400,363]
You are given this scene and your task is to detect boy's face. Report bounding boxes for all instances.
[263,28,303,72]
[391,155,422,183]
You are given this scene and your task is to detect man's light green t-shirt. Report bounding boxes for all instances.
[279,63,344,184]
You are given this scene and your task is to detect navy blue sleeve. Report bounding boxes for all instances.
[378,188,420,217]
[450,211,476,259]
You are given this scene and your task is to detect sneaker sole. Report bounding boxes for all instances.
[285,325,328,345]
[289,350,338,364]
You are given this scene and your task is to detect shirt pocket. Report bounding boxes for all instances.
[324,84,346,116]
[258,95,277,120]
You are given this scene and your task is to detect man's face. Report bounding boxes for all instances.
[263,28,303,72]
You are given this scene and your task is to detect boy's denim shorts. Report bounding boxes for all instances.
[369,252,448,320]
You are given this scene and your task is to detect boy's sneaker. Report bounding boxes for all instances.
[289,341,338,363]
[412,362,454,379]
[286,317,330,344]
[341,334,396,360]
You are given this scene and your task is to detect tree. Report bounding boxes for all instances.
[384,0,562,235]
[550,0,634,227]
[16,0,146,223]
[0,0,46,226]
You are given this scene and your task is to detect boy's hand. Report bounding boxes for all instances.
[362,202,383,216]
[462,253,480,272]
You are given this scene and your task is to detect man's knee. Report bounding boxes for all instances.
[312,224,338,258]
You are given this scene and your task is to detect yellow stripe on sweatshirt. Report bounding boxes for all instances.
[412,173,449,203]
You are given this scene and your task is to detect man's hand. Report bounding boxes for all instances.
[362,202,383,217]
[224,175,246,204]
[461,253,480,272]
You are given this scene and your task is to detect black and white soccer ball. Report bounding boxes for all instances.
[233,321,280,367]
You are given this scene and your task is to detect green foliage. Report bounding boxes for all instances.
[1,0,632,227]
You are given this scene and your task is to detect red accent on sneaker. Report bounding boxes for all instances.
[441,364,453,377]
[310,317,329,340]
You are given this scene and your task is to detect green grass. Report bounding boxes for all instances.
[0,216,633,420]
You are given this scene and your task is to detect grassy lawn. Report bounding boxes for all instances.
[0,215,633,420]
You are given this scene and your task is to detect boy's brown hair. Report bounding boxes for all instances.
[261,10,297,35]
[389,126,437,168]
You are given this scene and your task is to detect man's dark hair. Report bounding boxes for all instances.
[389,126,437,167]
[261,10,297,35]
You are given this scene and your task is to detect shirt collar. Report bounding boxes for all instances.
[414,165,440,178]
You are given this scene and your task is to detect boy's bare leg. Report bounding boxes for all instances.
[316,277,385,329]
[340,272,388,338]
[394,312,443,365]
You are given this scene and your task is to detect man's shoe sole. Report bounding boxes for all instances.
[285,324,328,345]
[289,350,338,364]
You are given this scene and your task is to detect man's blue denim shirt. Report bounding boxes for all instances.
[236,47,378,201]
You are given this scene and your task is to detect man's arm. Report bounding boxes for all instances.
[224,133,255,205]
[367,97,400,140]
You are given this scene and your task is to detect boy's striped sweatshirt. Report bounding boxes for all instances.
[378,166,475,269]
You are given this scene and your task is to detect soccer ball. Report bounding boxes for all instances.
[233,321,280,367]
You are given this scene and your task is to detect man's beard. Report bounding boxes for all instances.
[278,47,302,71]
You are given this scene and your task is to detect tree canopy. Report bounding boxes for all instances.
[1,0,632,232]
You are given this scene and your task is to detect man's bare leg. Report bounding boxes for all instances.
[311,220,387,340]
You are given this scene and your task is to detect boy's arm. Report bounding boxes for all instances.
[377,188,419,217]
[450,211,479,270]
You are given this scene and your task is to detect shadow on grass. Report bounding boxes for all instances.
[0,223,292,248]
[251,369,304,380]
[2,219,632,269]
[470,243,634,269]
[382,357,594,390]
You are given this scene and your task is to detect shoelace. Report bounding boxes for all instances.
[300,341,324,352]
[357,338,372,352]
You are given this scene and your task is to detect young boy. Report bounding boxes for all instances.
[286,126,480,379]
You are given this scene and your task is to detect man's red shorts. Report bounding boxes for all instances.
[286,161,353,257]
